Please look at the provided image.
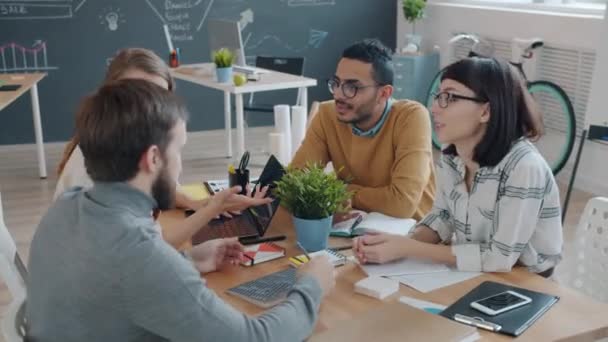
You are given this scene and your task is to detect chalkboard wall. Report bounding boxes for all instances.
[0,0,395,144]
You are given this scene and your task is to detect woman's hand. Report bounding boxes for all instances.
[207,184,272,217]
[352,233,410,264]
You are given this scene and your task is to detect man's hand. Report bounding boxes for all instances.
[297,255,336,297]
[187,237,244,273]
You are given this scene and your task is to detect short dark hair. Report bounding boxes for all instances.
[76,79,189,182]
[342,39,394,86]
[441,57,543,167]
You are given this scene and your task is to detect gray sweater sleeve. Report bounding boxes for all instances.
[121,236,323,342]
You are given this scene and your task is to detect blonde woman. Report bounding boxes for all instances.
[55,48,269,248]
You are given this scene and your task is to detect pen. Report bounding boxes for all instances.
[239,235,286,245]
[242,253,255,266]
[296,242,311,261]
[352,214,363,228]
[329,245,352,251]
[228,164,236,174]
[454,314,502,332]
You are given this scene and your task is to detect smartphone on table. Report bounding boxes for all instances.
[470,290,532,316]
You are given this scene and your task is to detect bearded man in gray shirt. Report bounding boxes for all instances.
[26,79,335,342]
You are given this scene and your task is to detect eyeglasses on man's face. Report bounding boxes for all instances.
[327,78,382,99]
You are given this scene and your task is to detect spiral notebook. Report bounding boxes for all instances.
[288,249,347,267]
[226,267,297,308]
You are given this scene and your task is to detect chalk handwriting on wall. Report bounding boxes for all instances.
[0,0,87,20]
[146,0,216,41]
[246,29,328,53]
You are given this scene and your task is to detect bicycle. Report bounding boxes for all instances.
[424,34,577,176]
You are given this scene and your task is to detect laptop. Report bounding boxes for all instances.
[192,155,285,245]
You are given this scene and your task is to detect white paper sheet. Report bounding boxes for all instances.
[361,258,450,277]
[390,270,481,293]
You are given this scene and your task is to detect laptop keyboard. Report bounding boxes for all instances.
[216,217,256,238]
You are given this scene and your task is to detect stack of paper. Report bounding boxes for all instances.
[360,258,481,293]
[355,276,400,299]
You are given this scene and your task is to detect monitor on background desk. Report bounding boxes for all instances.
[207,19,247,67]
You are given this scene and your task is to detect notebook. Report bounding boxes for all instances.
[179,183,210,200]
[226,267,296,308]
[288,249,347,267]
[240,242,285,266]
[440,281,560,337]
[308,302,479,342]
[331,210,416,237]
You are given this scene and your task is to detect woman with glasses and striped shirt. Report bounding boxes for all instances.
[354,57,562,277]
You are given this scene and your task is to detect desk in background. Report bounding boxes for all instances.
[171,64,317,159]
[0,73,47,178]
[159,208,608,341]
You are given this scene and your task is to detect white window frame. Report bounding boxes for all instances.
[430,0,605,16]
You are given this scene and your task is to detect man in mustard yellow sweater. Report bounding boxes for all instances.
[291,39,435,220]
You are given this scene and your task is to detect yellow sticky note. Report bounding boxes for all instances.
[180,183,210,200]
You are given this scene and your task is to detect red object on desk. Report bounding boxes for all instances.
[240,242,285,266]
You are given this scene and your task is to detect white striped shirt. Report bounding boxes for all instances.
[419,139,563,273]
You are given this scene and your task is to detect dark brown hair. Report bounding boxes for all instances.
[76,79,188,182]
[441,57,543,167]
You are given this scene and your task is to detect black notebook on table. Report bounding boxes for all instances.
[440,281,559,337]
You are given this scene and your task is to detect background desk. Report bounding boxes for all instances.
[159,208,608,341]
[0,73,47,178]
[171,64,317,159]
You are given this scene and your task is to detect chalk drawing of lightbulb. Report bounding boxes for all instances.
[106,12,119,31]
[99,7,125,32]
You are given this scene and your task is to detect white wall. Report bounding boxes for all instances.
[396,1,608,195]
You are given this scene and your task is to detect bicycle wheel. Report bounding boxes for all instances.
[424,71,443,150]
[527,80,576,175]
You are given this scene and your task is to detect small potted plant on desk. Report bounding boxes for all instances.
[274,163,350,252]
[212,48,235,83]
[402,0,427,54]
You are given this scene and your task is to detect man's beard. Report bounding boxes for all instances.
[151,166,175,210]
[335,99,375,126]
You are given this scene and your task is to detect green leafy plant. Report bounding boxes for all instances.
[274,163,351,220]
[212,48,234,68]
[402,0,426,35]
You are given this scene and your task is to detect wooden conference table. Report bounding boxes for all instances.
[160,208,608,341]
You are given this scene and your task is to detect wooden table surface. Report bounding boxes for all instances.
[0,73,46,111]
[160,208,608,341]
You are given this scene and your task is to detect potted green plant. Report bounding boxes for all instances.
[212,48,235,83]
[274,163,351,252]
[402,0,426,54]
